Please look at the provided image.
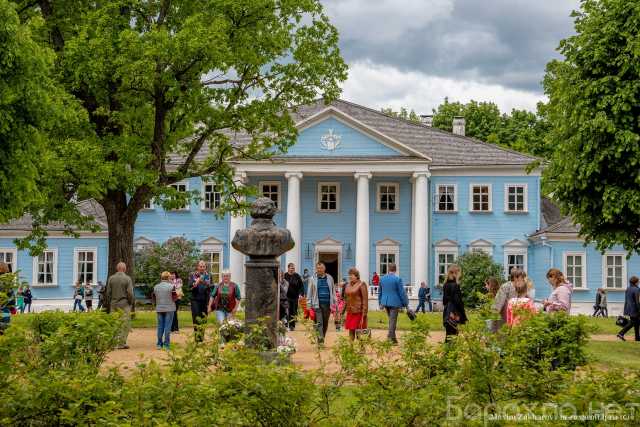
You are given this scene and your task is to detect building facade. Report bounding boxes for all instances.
[1,99,637,312]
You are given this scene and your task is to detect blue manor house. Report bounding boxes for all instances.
[1,99,637,313]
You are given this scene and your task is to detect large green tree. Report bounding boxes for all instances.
[12,0,347,274]
[0,0,84,223]
[543,0,640,253]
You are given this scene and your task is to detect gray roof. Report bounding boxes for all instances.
[170,98,538,168]
[0,199,107,232]
[531,197,580,237]
[288,99,537,167]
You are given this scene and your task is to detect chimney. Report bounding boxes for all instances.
[452,116,465,136]
[420,114,433,127]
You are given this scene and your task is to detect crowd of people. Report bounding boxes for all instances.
[2,257,639,346]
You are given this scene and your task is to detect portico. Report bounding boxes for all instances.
[232,160,431,290]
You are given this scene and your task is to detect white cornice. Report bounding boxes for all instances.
[295,106,432,161]
[233,160,430,175]
[0,231,108,238]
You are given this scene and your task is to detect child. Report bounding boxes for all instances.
[333,280,346,331]
[16,287,25,314]
[506,279,536,326]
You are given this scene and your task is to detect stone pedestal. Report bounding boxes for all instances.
[231,197,294,348]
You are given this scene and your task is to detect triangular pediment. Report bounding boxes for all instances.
[316,236,342,246]
[375,238,401,247]
[434,239,459,248]
[469,239,494,248]
[200,236,224,246]
[285,107,430,160]
[503,239,528,248]
[134,236,155,245]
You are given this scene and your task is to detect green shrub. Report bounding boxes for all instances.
[457,251,504,307]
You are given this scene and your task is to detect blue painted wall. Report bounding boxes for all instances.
[429,175,540,285]
[0,237,108,299]
[369,177,412,283]
[135,176,230,268]
[528,240,640,303]
[287,117,404,157]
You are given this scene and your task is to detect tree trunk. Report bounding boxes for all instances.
[101,191,137,278]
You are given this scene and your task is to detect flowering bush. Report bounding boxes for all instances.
[277,335,296,355]
[134,237,201,298]
[219,318,243,343]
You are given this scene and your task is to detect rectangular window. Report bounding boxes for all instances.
[505,254,525,276]
[377,183,399,212]
[0,249,17,272]
[170,183,189,210]
[505,184,527,212]
[202,251,221,284]
[260,181,281,210]
[34,250,57,286]
[75,249,97,284]
[436,185,456,212]
[471,184,491,212]
[437,251,457,284]
[378,253,396,275]
[203,183,221,210]
[318,182,340,212]
[142,199,153,210]
[564,252,586,289]
[604,253,626,289]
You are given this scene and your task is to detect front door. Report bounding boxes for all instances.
[318,252,339,283]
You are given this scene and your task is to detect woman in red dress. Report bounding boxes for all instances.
[344,267,369,340]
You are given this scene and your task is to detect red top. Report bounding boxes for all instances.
[372,274,380,286]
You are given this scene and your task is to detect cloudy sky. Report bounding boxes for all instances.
[321,0,579,113]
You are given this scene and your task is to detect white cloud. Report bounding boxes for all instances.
[341,61,545,113]
[323,0,454,43]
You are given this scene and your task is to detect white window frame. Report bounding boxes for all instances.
[563,251,587,289]
[170,181,190,211]
[434,241,459,285]
[602,252,627,290]
[259,181,282,211]
[435,184,458,212]
[504,183,528,213]
[376,182,400,212]
[0,248,18,273]
[469,183,492,213]
[32,248,58,287]
[503,251,527,277]
[142,199,154,210]
[73,247,98,285]
[317,181,341,212]
[201,245,224,285]
[201,182,222,211]
[375,240,400,276]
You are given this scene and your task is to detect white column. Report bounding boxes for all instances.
[355,172,372,282]
[285,172,303,270]
[412,171,430,289]
[229,172,247,286]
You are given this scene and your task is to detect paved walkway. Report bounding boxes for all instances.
[103,326,621,372]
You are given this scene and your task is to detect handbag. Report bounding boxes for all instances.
[171,290,179,302]
[616,315,629,327]
[406,308,417,321]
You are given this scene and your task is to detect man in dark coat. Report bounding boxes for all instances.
[284,263,304,331]
[617,276,640,341]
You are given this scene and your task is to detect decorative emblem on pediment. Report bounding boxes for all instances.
[320,129,341,151]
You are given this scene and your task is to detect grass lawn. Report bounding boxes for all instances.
[120,308,623,335]
[586,341,640,369]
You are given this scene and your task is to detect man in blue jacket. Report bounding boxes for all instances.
[617,275,640,341]
[378,263,408,344]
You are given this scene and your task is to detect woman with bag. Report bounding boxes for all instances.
[442,264,467,341]
[208,270,240,323]
[344,267,368,340]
